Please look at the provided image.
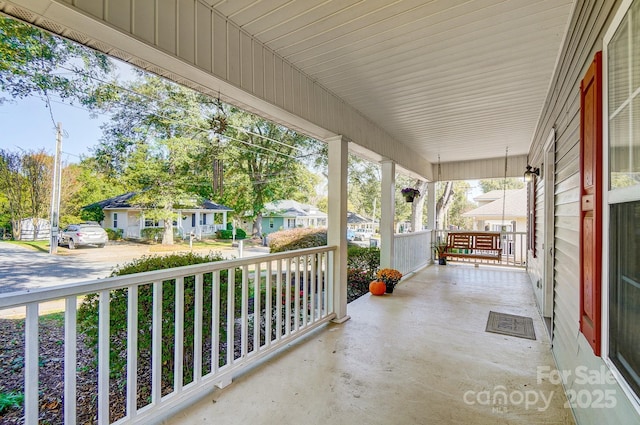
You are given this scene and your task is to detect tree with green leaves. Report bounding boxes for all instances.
[0,16,115,106]
[0,149,53,239]
[221,109,322,236]
[92,74,225,244]
[479,177,524,193]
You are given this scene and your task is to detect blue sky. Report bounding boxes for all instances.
[0,95,105,163]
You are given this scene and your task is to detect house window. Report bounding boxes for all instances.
[192,214,196,228]
[113,213,118,228]
[202,214,207,225]
[269,218,274,229]
[287,218,295,228]
[144,218,159,227]
[605,0,640,401]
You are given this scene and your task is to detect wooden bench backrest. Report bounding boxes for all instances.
[447,232,501,250]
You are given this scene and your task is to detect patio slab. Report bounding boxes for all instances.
[162,264,575,425]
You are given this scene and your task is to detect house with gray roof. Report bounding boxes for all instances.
[86,192,233,239]
[261,200,327,235]
[462,188,527,232]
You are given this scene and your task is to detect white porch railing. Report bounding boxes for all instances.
[393,230,432,275]
[0,246,336,425]
[196,224,224,237]
[434,230,527,268]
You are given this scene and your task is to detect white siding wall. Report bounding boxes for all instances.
[528,0,640,423]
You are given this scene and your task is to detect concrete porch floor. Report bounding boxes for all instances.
[163,264,575,425]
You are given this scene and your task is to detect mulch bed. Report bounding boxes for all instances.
[0,315,106,425]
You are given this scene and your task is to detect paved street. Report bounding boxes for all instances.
[0,242,118,294]
[0,241,270,295]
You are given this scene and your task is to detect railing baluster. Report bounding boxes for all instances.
[174,277,185,393]
[151,281,162,405]
[64,297,77,425]
[212,271,220,374]
[24,302,39,425]
[226,267,234,366]
[294,258,300,331]
[265,261,272,347]
[194,273,203,384]
[285,259,292,336]
[276,259,283,341]
[126,286,138,419]
[301,255,308,327]
[253,262,261,353]
[328,251,335,314]
[98,290,110,425]
[310,253,317,323]
[241,265,249,358]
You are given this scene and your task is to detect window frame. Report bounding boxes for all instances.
[602,0,640,410]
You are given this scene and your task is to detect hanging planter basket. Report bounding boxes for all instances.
[401,188,420,203]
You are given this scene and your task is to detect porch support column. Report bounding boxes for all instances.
[327,135,349,323]
[222,211,227,229]
[426,182,436,230]
[380,159,395,269]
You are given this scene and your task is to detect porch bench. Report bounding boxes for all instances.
[443,232,502,261]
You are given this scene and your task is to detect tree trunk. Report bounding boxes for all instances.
[436,181,455,229]
[162,208,174,245]
[252,212,263,237]
[162,219,174,245]
[410,180,429,232]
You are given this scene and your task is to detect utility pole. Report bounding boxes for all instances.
[49,123,63,254]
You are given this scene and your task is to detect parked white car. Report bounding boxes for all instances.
[354,229,373,240]
[58,223,108,249]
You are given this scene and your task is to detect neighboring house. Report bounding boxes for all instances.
[261,200,327,235]
[346,211,377,233]
[18,218,50,241]
[462,189,527,232]
[87,192,233,239]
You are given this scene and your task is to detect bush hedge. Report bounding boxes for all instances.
[216,228,247,240]
[140,227,164,241]
[105,228,123,240]
[77,251,245,387]
[268,227,327,253]
[266,228,379,302]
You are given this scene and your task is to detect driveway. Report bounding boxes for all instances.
[0,242,118,294]
[0,240,270,295]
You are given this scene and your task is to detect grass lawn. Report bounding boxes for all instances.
[2,240,50,252]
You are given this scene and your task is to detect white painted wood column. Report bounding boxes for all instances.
[380,159,395,269]
[426,182,436,230]
[222,211,227,229]
[327,135,349,323]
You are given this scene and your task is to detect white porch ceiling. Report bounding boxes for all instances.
[206,0,574,163]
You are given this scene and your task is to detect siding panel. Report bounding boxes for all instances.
[528,0,640,423]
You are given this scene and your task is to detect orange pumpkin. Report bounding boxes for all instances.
[369,280,386,296]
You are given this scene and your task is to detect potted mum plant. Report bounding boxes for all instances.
[401,187,420,202]
[377,268,403,294]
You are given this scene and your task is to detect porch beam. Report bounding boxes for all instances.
[326,135,349,322]
[380,159,395,268]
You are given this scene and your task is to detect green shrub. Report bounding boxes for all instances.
[268,228,327,253]
[77,251,247,387]
[140,227,164,241]
[347,246,380,303]
[80,204,105,223]
[105,228,123,240]
[216,228,247,240]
